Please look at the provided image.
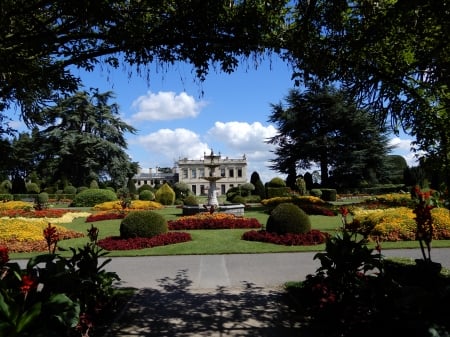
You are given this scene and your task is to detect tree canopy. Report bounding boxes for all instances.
[267,85,393,188]
[1,90,138,189]
[0,0,289,133]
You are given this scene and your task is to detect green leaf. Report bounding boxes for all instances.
[16,302,42,333]
[45,293,80,328]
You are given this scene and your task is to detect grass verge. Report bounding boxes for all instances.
[8,206,450,259]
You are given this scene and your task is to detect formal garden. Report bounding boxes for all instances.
[1,186,449,336]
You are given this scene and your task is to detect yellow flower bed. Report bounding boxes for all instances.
[0,217,85,253]
[261,196,325,207]
[353,207,450,241]
[370,193,413,206]
[0,201,34,210]
[93,200,163,211]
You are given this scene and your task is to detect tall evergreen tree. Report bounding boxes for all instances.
[250,171,266,200]
[40,89,137,187]
[268,85,393,188]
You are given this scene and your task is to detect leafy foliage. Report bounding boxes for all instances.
[266,203,311,234]
[155,183,176,205]
[72,188,118,207]
[120,211,168,239]
[267,86,392,187]
[0,0,288,132]
[0,225,122,336]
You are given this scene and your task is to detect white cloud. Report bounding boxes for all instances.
[207,121,277,152]
[389,137,413,152]
[207,121,281,182]
[130,91,207,121]
[135,128,210,164]
[389,136,424,167]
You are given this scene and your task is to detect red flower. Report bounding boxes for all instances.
[20,274,38,294]
[0,246,9,266]
[340,207,349,217]
[43,223,59,253]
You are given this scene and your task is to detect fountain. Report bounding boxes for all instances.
[182,150,245,216]
[202,149,222,207]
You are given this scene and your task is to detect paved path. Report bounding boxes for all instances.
[103,249,450,336]
[105,249,450,290]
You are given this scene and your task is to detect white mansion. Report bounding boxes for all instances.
[133,153,248,196]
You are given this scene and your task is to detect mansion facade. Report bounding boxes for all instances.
[133,154,248,196]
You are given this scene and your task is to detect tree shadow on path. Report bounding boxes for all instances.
[107,269,305,337]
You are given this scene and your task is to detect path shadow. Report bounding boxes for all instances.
[106,269,304,336]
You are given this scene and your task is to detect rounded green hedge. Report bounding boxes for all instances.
[120,211,168,239]
[139,190,155,201]
[155,183,175,205]
[183,195,199,206]
[266,203,311,234]
[72,188,118,207]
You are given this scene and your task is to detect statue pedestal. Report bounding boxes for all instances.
[208,189,219,207]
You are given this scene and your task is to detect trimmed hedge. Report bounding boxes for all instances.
[72,189,117,207]
[120,210,168,238]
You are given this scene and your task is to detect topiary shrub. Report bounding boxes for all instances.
[63,185,77,195]
[226,186,241,202]
[0,180,12,194]
[120,211,168,239]
[321,189,337,202]
[26,182,40,194]
[310,189,323,198]
[35,192,49,210]
[232,195,246,204]
[266,203,311,234]
[268,177,286,187]
[183,194,199,206]
[137,184,153,194]
[72,188,118,207]
[155,183,175,205]
[139,190,155,201]
[77,186,88,193]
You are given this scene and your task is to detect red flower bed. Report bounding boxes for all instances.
[97,232,192,250]
[168,214,262,230]
[298,204,336,216]
[0,209,72,218]
[242,229,329,246]
[85,212,126,222]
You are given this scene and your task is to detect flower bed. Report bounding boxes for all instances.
[97,232,192,250]
[0,218,84,252]
[242,229,329,246]
[261,196,336,216]
[168,213,262,230]
[353,206,450,241]
[92,200,163,211]
[0,201,33,210]
[86,211,126,222]
[0,208,74,218]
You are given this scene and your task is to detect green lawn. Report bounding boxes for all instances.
[9,205,450,259]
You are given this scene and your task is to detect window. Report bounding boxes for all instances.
[221,184,226,194]
[199,168,205,177]
[220,168,226,177]
[182,169,188,179]
[192,185,197,195]
[229,168,234,177]
[237,168,242,177]
[200,185,205,195]
[191,168,197,179]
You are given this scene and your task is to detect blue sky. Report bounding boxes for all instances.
[10,55,418,182]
